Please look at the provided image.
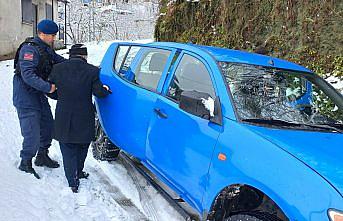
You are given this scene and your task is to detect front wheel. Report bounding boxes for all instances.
[92,116,120,161]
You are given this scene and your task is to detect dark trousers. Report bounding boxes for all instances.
[16,105,53,160]
[59,142,89,187]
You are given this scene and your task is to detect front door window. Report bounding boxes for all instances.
[167,54,216,102]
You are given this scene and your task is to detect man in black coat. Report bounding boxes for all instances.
[49,44,111,193]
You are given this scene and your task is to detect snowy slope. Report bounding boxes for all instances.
[0,40,183,221]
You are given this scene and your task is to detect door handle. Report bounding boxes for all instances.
[154,108,168,119]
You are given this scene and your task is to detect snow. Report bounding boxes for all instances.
[201,97,215,117]
[0,40,183,221]
[99,5,133,14]
[62,0,159,43]
[1,39,342,220]
[326,75,343,94]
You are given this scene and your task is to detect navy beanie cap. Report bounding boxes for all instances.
[69,44,88,56]
[37,19,58,34]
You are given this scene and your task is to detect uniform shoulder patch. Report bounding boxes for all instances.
[23,52,34,61]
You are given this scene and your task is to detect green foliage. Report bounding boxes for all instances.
[155,0,343,79]
[155,0,343,119]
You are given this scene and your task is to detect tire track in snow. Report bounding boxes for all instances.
[88,165,150,221]
[116,156,159,221]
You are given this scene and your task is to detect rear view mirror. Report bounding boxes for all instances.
[179,91,223,125]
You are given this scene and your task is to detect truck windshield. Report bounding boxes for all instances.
[219,62,343,130]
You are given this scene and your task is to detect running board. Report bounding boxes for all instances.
[119,152,202,221]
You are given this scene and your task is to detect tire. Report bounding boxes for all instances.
[92,116,120,161]
[225,211,283,221]
[225,214,262,221]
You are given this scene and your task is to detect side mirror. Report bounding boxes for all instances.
[211,96,223,126]
[179,90,223,125]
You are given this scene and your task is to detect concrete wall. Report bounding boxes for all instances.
[0,0,58,60]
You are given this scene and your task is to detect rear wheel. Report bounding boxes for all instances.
[225,211,283,221]
[92,116,120,161]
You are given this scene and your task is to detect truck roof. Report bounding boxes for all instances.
[147,41,312,73]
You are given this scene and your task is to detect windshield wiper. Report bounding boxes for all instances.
[315,123,343,133]
[242,118,343,133]
[241,118,301,127]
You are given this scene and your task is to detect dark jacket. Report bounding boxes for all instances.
[13,36,65,110]
[49,56,110,143]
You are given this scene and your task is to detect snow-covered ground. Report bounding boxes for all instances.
[1,39,342,221]
[0,40,184,221]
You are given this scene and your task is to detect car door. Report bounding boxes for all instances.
[96,43,176,159]
[145,51,222,211]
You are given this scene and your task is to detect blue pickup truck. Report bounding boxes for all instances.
[93,42,343,221]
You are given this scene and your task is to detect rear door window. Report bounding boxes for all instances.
[113,45,129,73]
[130,48,171,91]
[121,46,141,73]
[113,46,141,78]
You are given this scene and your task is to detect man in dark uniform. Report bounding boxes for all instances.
[13,19,65,179]
[49,44,111,193]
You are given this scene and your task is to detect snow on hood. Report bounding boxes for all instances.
[246,125,343,196]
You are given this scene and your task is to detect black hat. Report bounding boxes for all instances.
[69,44,88,56]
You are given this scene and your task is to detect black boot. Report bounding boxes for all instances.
[71,186,79,193]
[78,171,89,179]
[19,159,40,179]
[34,149,60,168]
[70,179,80,193]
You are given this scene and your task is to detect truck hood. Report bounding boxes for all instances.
[246,125,343,197]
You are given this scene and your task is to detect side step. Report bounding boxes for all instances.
[119,152,202,221]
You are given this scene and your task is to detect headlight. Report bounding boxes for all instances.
[328,209,343,221]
